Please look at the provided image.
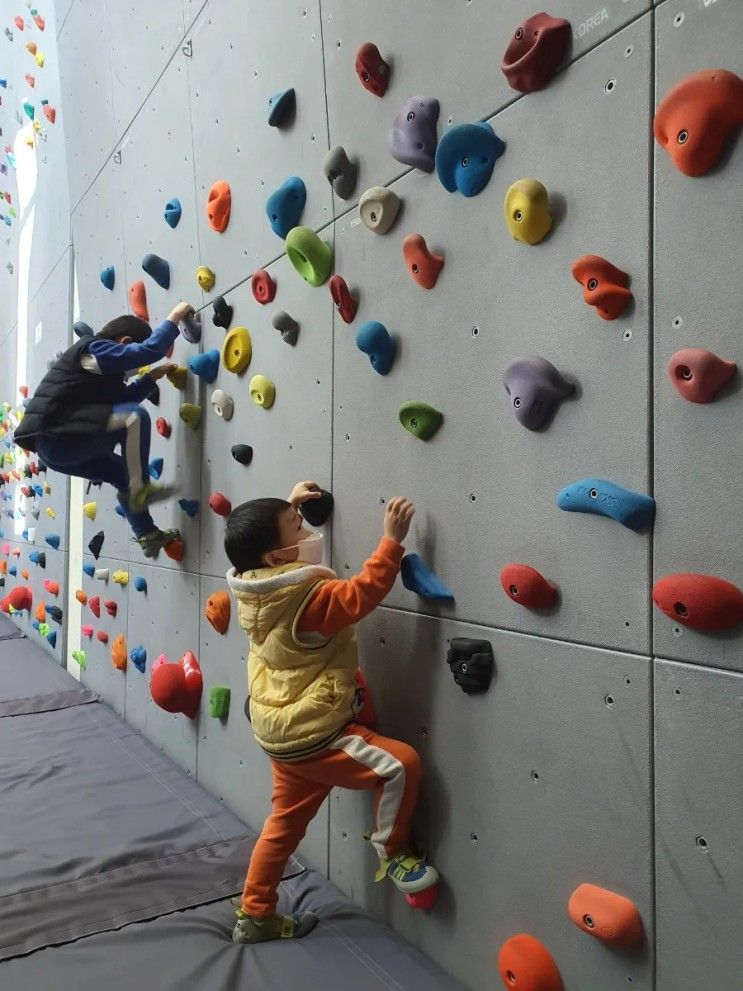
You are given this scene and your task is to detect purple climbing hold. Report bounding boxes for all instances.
[503,357,575,431]
[388,96,440,172]
[180,310,202,344]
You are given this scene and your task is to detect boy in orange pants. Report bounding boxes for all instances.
[225,482,439,943]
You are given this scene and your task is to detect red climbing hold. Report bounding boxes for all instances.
[104,599,118,617]
[156,417,172,438]
[19,385,28,398]
[96,630,109,645]
[150,650,202,719]
[205,180,231,233]
[568,883,643,950]
[667,348,736,404]
[251,269,276,305]
[164,539,185,563]
[330,274,357,323]
[497,934,564,991]
[500,563,557,609]
[14,16,24,30]
[89,596,100,618]
[355,42,391,97]
[402,234,444,290]
[128,280,149,321]
[501,12,571,94]
[24,74,34,88]
[405,885,440,911]
[209,492,232,517]
[33,14,45,31]
[7,586,32,612]
[652,573,743,631]
[571,255,632,321]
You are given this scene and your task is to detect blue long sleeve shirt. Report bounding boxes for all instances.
[83,320,179,375]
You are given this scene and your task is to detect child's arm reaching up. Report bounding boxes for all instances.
[83,302,194,374]
[297,497,414,637]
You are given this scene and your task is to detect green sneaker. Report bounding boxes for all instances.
[135,528,181,560]
[129,481,179,513]
[376,851,439,894]
[232,910,318,944]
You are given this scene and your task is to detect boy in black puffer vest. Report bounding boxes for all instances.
[14,302,194,558]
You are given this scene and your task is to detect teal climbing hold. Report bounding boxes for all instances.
[178,498,199,518]
[149,457,164,480]
[188,349,220,384]
[142,253,171,290]
[266,176,306,239]
[45,533,60,549]
[83,562,95,577]
[22,99,34,121]
[131,644,147,673]
[401,553,454,601]
[115,503,126,518]
[164,197,181,228]
[435,121,505,197]
[134,576,147,592]
[556,478,655,531]
[356,321,396,375]
[100,265,115,291]
[286,227,332,287]
[267,88,295,128]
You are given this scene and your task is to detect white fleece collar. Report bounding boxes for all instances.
[226,563,337,596]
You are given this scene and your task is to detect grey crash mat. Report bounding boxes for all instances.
[0,636,96,717]
[0,612,23,640]
[3,869,465,991]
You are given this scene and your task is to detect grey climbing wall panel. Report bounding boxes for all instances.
[653,0,743,671]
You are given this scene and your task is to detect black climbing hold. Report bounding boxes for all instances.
[267,88,296,128]
[73,321,94,338]
[142,253,171,290]
[147,384,160,407]
[446,637,494,694]
[301,489,334,527]
[212,295,233,330]
[88,530,105,559]
[231,444,253,466]
[46,605,63,624]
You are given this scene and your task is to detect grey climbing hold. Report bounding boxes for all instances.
[388,96,440,172]
[503,357,575,431]
[210,389,234,420]
[73,321,94,338]
[100,265,115,290]
[323,146,358,200]
[272,311,300,346]
[359,186,402,234]
[142,253,171,290]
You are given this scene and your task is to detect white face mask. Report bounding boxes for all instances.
[276,531,324,566]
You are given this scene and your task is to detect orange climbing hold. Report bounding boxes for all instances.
[44,579,60,596]
[34,600,46,623]
[164,538,185,563]
[205,180,231,233]
[111,634,127,671]
[402,234,444,290]
[204,589,230,635]
[568,883,643,950]
[26,41,36,54]
[75,589,88,606]
[128,280,149,321]
[497,934,563,991]
[20,570,29,581]
[571,255,632,321]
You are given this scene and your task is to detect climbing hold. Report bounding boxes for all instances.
[571,255,632,321]
[41,104,55,124]
[21,568,31,579]
[166,365,188,389]
[323,146,358,200]
[249,375,276,409]
[22,99,34,121]
[34,14,46,31]
[205,589,231,634]
[500,563,557,609]
[96,631,109,645]
[34,52,45,69]
[267,87,296,128]
[81,624,94,639]
[43,579,60,596]
[446,637,494,694]
[130,645,147,673]
[399,401,443,440]
[30,550,45,567]
[358,186,401,235]
[82,562,95,577]
[272,311,300,346]
[74,321,94,338]
[568,884,643,950]
[501,12,571,93]
[402,234,444,289]
[503,357,575,430]
[142,253,170,290]
[355,42,391,97]
[149,457,163,479]
[196,266,216,291]
[667,348,736,403]
[179,403,202,430]
[104,599,118,617]
[208,685,231,719]
[188,348,220,384]
[164,539,185,563]
[164,197,181,228]
[45,533,60,549]
[75,591,86,608]
[405,885,440,911]
[83,502,97,520]
[205,180,231,233]
[652,573,743,631]
[209,492,232,517]
[497,934,564,991]
[221,326,252,374]
[286,226,333,287]
[128,280,149,321]
[115,504,127,518]
[401,554,454,601]
[150,650,202,718]
[178,498,200,518]
[111,634,127,671]
[95,568,109,581]
[100,265,115,290]
[266,176,306,239]
[435,122,505,197]
[231,444,253,466]
[180,310,202,344]
[251,269,277,304]
[72,649,86,668]
[504,179,552,245]
[88,530,104,559]
[24,73,35,88]
[210,388,234,420]
[14,15,24,29]
[389,96,440,172]
[356,321,396,375]
[556,478,655,531]
[112,570,128,586]
[156,417,171,438]
[212,295,233,330]
[34,600,46,623]
[133,576,147,593]
[301,489,334,527]
[46,630,56,648]
[330,275,357,323]
[654,69,743,177]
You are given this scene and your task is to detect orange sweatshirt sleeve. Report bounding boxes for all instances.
[297,537,404,637]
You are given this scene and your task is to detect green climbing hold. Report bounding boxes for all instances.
[179,403,202,430]
[399,402,443,440]
[250,375,276,409]
[285,226,332,287]
[38,622,49,638]
[72,649,87,669]
[208,685,231,719]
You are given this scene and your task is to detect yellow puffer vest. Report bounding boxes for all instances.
[227,562,358,761]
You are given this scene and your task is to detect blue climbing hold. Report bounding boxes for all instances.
[401,553,454,601]
[29,550,45,567]
[83,562,95,577]
[74,321,94,339]
[46,629,57,648]
[355,321,396,376]
[188,348,220,384]
[266,176,306,239]
[164,197,182,228]
[115,504,126,518]
[32,483,43,497]
[21,529,29,541]
[178,498,199,518]
[8,566,16,576]
[267,88,295,128]
[100,265,115,291]
[142,253,171,290]
[45,533,61,549]
[149,457,164,480]
[130,644,147,673]
[435,121,505,197]
[133,576,147,593]
[32,620,39,631]
[0,80,6,88]
[556,478,656,531]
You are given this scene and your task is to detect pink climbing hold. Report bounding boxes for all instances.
[81,625,94,638]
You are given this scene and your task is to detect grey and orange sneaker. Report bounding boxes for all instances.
[231,907,318,944]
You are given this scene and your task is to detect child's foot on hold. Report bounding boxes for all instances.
[128,481,179,513]
[377,851,439,894]
[232,909,318,944]
[136,528,181,559]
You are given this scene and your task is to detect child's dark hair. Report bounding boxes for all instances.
[225,498,290,573]
[97,315,152,343]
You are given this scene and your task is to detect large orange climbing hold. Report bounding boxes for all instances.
[571,255,632,321]
[111,634,127,671]
[497,934,563,991]
[654,69,743,177]
[402,234,444,290]
[204,589,230,635]
[205,180,231,233]
[34,600,46,623]
[652,573,743,631]
[568,883,643,950]
[128,280,149,321]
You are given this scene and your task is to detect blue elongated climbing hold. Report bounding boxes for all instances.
[556,478,655,531]
[46,629,57,648]
[267,88,295,128]
[130,644,147,673]
[8,566,16,576]
[401,553,454,601]
[115,504,126,518]
[188,349,220,384]
[83,562,95,577]
[355,321,396,375]
[21,529,29,541]
[45,533,61,549]
[266,176,306,239]
[100,265,115,291]
[133,576,147,593]
[142,253,171,290]
[32,483,43,497]
[435,121,505,197]
[164,197,181,228]
[74,321,94,338]
[178,498,199,518]
[149,457,163,480]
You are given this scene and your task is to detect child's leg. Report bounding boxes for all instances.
[105,404,151,501]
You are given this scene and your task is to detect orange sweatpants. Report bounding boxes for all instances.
[241,723,421,917]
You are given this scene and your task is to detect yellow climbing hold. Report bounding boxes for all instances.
[46,507,56,519]
[83,502,97,520]
[221,327,252,375]
[249,374,276,409]
[112,570,129,586]
[72,649,87,669]
[34,52,45,68]
[179,403,202,430]
[24,135,34,148]
[166,365,188,389]
[504,178,552,246]
[196,266,216,291]
[32,121,41,134]
[43,482,51,494]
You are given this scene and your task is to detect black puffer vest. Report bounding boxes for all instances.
[14,338,133,452]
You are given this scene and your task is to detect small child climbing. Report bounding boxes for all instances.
[225,482,439,944]
[13,302,195,558]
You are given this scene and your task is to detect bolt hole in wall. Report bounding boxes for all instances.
[696,835,709,852]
